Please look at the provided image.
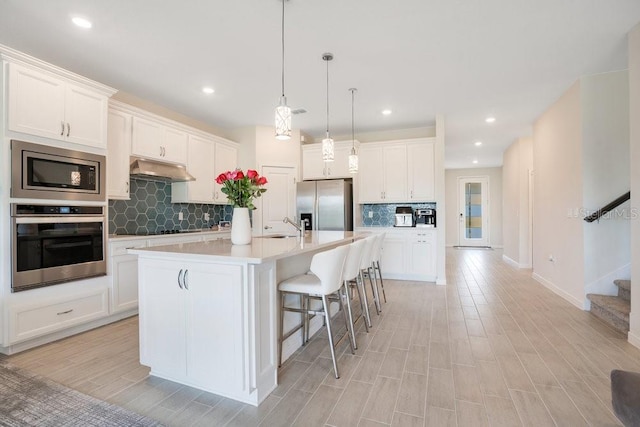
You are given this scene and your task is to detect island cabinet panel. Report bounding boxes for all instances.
[138,258,248,400]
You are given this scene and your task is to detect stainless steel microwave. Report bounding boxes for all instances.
[11,140,106,202]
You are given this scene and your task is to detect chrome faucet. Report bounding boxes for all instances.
[283,216,303,237]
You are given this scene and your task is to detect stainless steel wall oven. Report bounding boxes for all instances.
[11,139,105,201]
[11,204,107,292]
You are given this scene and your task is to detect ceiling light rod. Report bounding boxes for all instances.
[275,0,291,140]
[322,53,334,162]
[348,88,358,173]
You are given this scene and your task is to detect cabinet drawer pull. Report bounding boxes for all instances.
[57,309,73,315]
[66,122,70,137]
[61,121,65,136]
[178,269,184,289]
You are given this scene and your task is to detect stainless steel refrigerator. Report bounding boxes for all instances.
[296,179,353,231]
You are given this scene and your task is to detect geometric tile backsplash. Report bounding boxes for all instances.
[361,202,436,227]
[108,178,233,235]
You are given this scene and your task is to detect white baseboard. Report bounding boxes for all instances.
[502,254,519,268]
[628,330,640,350]
[531,272,585,310]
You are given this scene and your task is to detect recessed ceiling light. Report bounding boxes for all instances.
[485,116,496,123]
[202,87,215,95]
[71,16,92,29]
[472,159,478,164]
[382,109,392,116]
[474,141,483,146]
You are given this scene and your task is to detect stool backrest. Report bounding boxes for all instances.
[310,244,350,294]
[371,233,385,263]
[359,235,377,270]
[343,238,367,281]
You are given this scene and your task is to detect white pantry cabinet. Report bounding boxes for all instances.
[302,141,356,180]
[107,108,132,199]
[358,143,407,203]
[7,62,111,148]
[138,258,243,395]
[132,116,188,164]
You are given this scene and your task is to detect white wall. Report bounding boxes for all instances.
[502,137,534,268]
[444,167,503,247]
[629,23,640,348]
[532,81,585,307]
[581,71,630,295]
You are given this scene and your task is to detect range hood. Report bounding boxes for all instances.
[130,158,195,182]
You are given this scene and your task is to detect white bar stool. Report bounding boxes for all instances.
[278,244,351,378]
[360,235,382,316]
[371,232,387,303]
[341,238,368,347]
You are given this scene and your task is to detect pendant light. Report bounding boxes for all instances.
[348,88,358,173]
[275,0,291,140]
[322,53,334,161]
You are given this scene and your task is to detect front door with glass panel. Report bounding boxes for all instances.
[458,176,490,247]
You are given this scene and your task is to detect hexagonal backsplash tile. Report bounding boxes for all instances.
[108,178,232,235]
[361,203,436,227]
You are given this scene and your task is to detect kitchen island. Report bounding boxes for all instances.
[129,231,362,406]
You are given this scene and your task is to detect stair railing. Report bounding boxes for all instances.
[584,191,631,223]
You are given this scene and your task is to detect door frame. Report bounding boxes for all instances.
[457,175,491,247]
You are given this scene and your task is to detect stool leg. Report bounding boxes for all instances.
[358,272,373,328]
[299,294,306,347]
[368,266,382,314]
[341,282,357,352]
[278,292,286,367]
[352,278,369,332]
[304,295,310,343]
[322,295,340,379]
[375,260,387,303]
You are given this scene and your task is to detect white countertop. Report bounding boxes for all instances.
[129,231,368,264]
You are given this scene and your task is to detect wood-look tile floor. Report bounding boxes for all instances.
[5,248,637,426]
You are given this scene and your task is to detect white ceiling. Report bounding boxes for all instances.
[1,1,639,169]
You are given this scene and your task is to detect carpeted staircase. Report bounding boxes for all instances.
[587,279,630,334]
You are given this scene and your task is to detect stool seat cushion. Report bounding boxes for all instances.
[611,369,640,426]
[279,273,323,295]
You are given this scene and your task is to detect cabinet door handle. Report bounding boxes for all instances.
[410,190,413,199]
[160,146,164,157]
[327,167,331,175]
[184,269,189,290]
[178,269,184,289]
[61,121,65,136]
[57,309,73,315]
[125,181,129,193]
[66,122,70,137]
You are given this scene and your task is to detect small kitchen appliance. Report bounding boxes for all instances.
[415,208,436,228]
[394,206,414,227]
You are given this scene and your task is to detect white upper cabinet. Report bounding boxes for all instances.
[358,138,436,204]
[213,142,238,204]
[107,108,132,199]
[301,141,357,180]
[7,62,111,148]
[358,142,407,203]
[172,135,215,204]
[132,116,188,164]
[407,139,435,202]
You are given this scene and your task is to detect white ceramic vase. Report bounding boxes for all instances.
[231,207,252,245]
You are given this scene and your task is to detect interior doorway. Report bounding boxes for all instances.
[457,176,490,247]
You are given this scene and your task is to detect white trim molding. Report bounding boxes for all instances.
[532,272,584,310]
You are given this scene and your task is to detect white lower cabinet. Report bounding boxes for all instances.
[109,240,148,313]
[9,288,109,344]
[376,229,437,281]
[138,258,243,394]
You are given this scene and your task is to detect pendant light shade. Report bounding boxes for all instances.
[348,88,358,173]
[275,0,291,140]
[322,53,334,162]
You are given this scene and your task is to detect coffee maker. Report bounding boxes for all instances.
[394,206,414,227]
[415,208,436,228]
